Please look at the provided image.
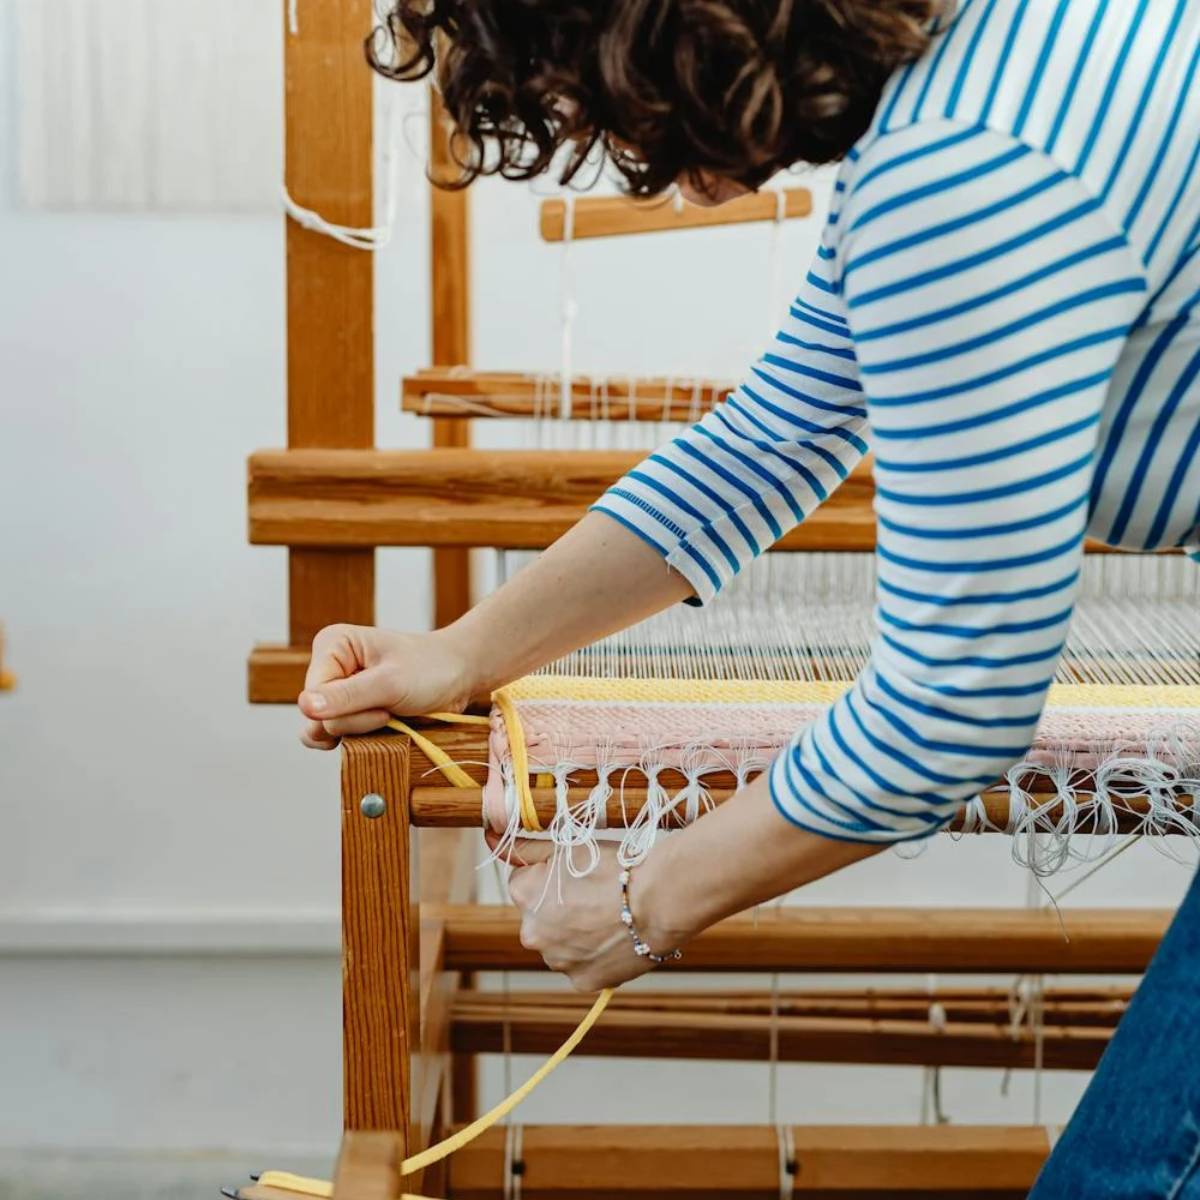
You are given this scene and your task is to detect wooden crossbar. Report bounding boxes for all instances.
[409,783,1195,831]
[451,994,1113,1070]
[247,449,878,550]
[540,187,814,241]
[447,1124,1050,1197]
[432,902,1167,974]
[402,368,736,421]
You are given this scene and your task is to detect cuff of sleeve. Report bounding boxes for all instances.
[767,742,955,846]
[591,491,772,607]
[589,493,723,605]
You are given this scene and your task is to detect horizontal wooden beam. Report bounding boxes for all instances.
[403,369,735,422]
[454,984,1133,1024]
[411,783,1190,830]
[432,902,1166,974]
[448,1124,1050,1197]
[247,449,877,550]
[452,998,1110,1070]
[540,187,814,242]
[248,645,309,703]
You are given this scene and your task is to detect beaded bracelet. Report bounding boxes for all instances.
[618,866,682,964]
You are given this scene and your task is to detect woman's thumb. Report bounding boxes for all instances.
[299,666,397,720]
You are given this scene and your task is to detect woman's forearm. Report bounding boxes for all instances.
[442,512,694,696]
[638,773,882,947]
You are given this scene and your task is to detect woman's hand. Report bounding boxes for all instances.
[298,625,477,750]
[492,833,695,992]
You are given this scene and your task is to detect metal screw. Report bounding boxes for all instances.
[360,793,386,819]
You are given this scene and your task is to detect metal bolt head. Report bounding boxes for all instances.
[360,793,386,819]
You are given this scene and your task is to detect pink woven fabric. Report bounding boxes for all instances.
[482,697,1200,832]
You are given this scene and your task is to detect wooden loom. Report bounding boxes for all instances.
[243,4,1190,1196]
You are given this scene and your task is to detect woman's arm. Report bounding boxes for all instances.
[301,212,870,738]
[506,124,1152,990]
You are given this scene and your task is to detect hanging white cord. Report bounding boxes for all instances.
[767,188,788,336]
[559,193,578,419]
[777,1124,796,1200]
[282,11,403,251]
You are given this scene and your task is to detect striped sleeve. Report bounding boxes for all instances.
[591,208,870,602]
[770,122,1150,842]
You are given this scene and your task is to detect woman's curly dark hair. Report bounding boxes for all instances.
[367,0,938,196]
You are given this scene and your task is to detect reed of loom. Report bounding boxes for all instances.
[241,4,1186,1196]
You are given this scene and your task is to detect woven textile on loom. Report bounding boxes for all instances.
[480,553,1200,872]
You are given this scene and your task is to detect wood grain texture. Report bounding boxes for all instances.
[431,902,1167,974]
[332,1130,406,1200]
[540,188,814,241]
[452,984,1133,1024]
[341,736,418,1132]
[284,0,373,450]
[452,1001,1109,1070]
[247,449,878,550]
[256,0,376,701]
[448,1124,1048,1197]
[403,369,735,421]
[410,782,1192,830]
[247,644,311,703]
[288,548,375,646]
[428,91,473,628]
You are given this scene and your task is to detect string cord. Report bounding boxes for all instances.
[257,701,603,1199]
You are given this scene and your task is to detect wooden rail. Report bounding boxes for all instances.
[540,187,814,241]
[403,368,735,421]
[410,782,1194,831]
[432,902,1167,974]
[234,1124,1051,1200]
[246,449,879,550]
[447,1124,1050,1197]
[451,994,1113,1070]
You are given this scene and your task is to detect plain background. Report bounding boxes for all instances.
[0,0,1193,1158]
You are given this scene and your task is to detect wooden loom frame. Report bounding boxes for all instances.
[246,5,1179,1196]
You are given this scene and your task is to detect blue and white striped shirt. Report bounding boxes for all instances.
[593,0,1200,842]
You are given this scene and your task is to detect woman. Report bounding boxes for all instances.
[299,1,1200,1194]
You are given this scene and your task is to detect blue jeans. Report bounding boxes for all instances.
[1029,867,1200,1199]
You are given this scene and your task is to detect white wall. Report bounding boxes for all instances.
[0,0,1193,1157]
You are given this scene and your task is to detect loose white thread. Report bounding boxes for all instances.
[287,0,299,35]
[281,22,404,250]
[767,187,788,337]
[559,192,578,419]
[777,1124,796,1200]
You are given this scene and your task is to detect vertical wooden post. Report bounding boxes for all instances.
[332,1131,408,1200]
[284,0,376,649]
[429,92,474,629]
[341,736,419,1134]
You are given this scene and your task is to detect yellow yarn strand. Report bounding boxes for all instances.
[385,718,478,790]
[492,687,543,832]
[256,989,613,1199]
[253,700,602,1199]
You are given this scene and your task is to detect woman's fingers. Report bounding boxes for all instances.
[299,664,397,723]
[300,719,340,750]
[319,709,395,738]
[485,829,557,870]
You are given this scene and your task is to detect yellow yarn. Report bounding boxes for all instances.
[256,988,612,1200]
[256,700,596,1199]
[504,674,1200,711]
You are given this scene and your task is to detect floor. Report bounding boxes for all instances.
[0,1153,334,1200]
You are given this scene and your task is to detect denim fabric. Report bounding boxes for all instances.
[1029,868,1200,1199]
